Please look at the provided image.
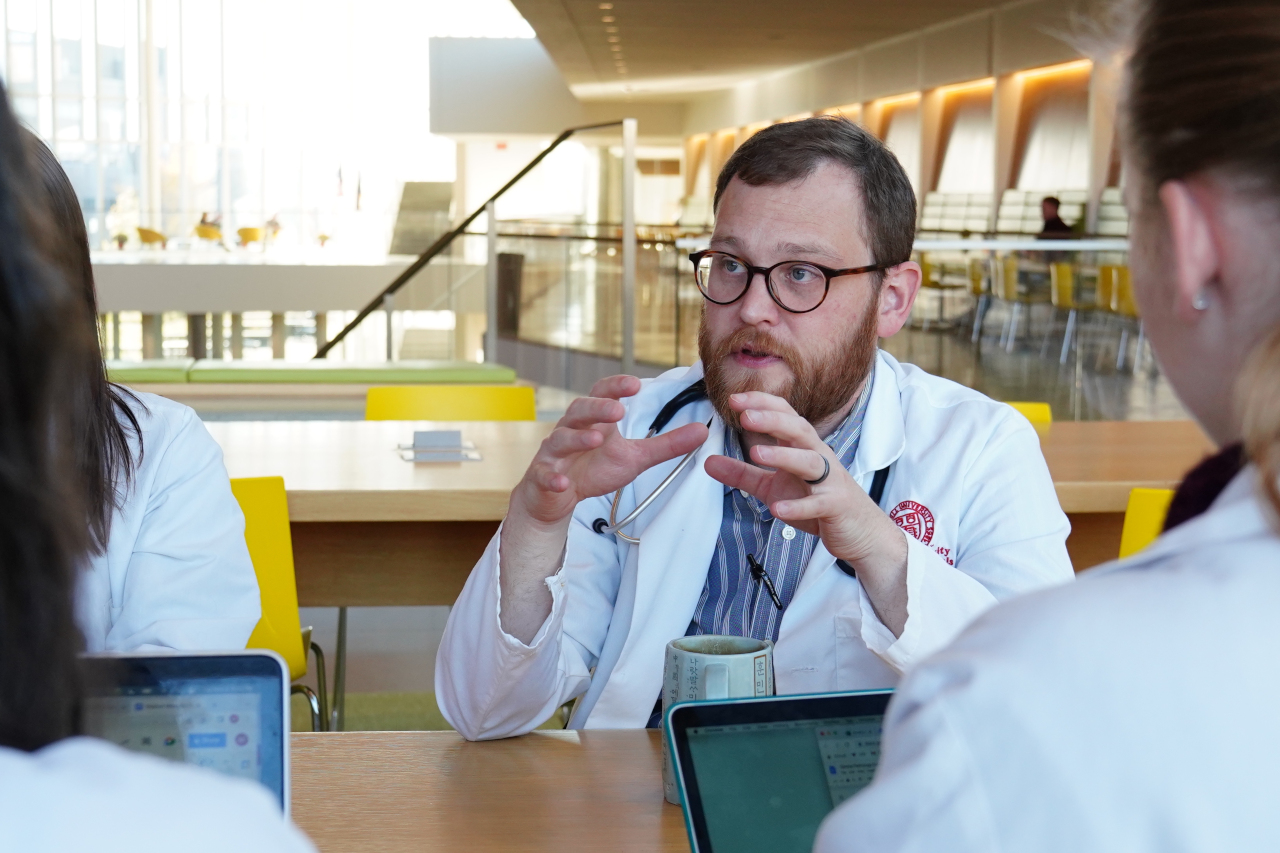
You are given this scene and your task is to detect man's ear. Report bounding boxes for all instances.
[876,261,921,338]
[1158,180,1219,319]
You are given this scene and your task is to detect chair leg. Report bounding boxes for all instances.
[1005,303,1021,353]
[291,684,322,732]
[310,641,330,732]
[1134,322,1146,373]
[331,606,348,732]
[1117,326,1130,371]
[971,295,990,343]
[1059,309,1077,365]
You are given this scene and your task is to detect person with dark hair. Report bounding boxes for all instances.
[436,115,1071,739]
[1038,195,1074,236]
[816,2,1280,850]
[23,133,261,654]
[0,85,312,851]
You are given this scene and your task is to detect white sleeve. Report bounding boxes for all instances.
[813,679,999,853]
[857,414,1073,673]
[436,496,624,741]
[105,407,261,652]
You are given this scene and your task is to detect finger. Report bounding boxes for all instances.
[739,407,823,449]
[704,454,773,495]
[726,390,798,417]
[631,421,709,470]
[559,396,625,429]
[750,444,833,484]
[529,462,571,493]
[770,492,844,524]
[588,374,643,401]
[543,426,605,458]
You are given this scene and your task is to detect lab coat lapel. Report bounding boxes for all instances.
[591,410,726,721]
[790,352,906,606]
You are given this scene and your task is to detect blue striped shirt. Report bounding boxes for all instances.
[687,379,874,642]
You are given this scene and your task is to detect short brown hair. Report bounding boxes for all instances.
[713,116,916,273]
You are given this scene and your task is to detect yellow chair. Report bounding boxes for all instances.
[1095,264,1117,311]
[1110,266,1145,371]
[231,476,330,732]
[995,255,1043,353]
[1040,262,1082,365]
[194,223,223,242]
[136,226,167,249]
[1006,401,1052,434]
[365,385,537,421]
[1118,487,1176,558]
[238,227,264,246]
[967,256,991,342]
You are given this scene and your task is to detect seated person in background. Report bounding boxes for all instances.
[25,133,261,652]
[437,116,1073,740]
[0,86,312,852]
[816,1,1280,849]
[1038,195,1075,236]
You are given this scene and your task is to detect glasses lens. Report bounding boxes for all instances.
[768,262,828,311]
[695,252,750,304]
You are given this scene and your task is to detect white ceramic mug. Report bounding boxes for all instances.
[661,635,775,804]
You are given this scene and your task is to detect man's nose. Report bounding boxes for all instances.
[738,269,778,322]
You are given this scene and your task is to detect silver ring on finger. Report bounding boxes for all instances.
[804,454,830,486]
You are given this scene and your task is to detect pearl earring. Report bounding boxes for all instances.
[1193,291,1210,311]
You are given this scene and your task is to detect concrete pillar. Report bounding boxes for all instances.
[1086,57,1122,234]
[271,313,286,360]
[187,313,207,359]
[990,72,1025,232]
[210,311,224,359]
[917,87,947,211]
[314,311,327,351]
[230,313,244,359]
[141,313,163,360]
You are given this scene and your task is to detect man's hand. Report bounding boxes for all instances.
[703,391,909,636]
[499,376,708,643]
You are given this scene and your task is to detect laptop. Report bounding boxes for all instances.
[79,651,291,814]
[666,690,894,853]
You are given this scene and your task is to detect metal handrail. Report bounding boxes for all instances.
[314,119,626,358]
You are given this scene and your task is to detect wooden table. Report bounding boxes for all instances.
[290,729,689,853]
[207,417,1215,605]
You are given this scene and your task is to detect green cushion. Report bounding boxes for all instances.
[105,359,195,384]
[186,359,517,384]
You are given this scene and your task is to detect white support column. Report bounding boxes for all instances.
[990,73,1024,233]
[383,293,394,362]
[621,117,637,375]
[484,200,498,363]
[141,0,161,229]
[1086,57,1122,233]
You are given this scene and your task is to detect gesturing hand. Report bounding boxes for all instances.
[513,375,709,527]
[703,390,909,636]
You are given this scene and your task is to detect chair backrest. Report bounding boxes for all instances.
[136,227,165,245]
[1095,265,1116,310]
[1119,487,1176,558]
[238,227,264,244]
[919,259,938,289]
[365,384,537,421]
[997,256,1020,300]
[194,223,222,240]
[1111,266,1138,317]
[230,476,306,681]
[1049,263,1075,309]
[1006,401,1053,428]
[967,257,986,297]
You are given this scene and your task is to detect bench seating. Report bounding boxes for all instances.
[106,359,517,385]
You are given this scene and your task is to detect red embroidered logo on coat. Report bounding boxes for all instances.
[890,500,935,545]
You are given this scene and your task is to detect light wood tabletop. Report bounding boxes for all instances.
[208,418,1214,521]
[290,729,689,853]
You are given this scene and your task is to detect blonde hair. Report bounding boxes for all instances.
[1240,326,1280,518]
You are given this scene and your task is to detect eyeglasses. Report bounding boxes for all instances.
[689,250,898,314]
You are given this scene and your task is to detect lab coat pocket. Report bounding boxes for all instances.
[833,610,899,691]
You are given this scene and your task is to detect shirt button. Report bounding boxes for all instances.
[781,525,796,540]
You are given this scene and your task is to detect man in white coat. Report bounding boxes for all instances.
[436,116,1073,739]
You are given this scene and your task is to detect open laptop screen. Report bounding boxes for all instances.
[79,653,289,813]
[669,691,891,853]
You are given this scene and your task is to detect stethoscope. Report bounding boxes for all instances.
[591,379,893,567]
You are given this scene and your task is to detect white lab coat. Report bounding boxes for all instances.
[77,390,261,652]
[816,466,1280,852]
[0,738,315,851]
[436,351,1073,739]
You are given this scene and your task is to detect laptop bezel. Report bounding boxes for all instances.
[665,689,894,853]
[79,650,292,816]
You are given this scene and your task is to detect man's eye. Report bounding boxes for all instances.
[789,265,820,283]
[720,258,743,274]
